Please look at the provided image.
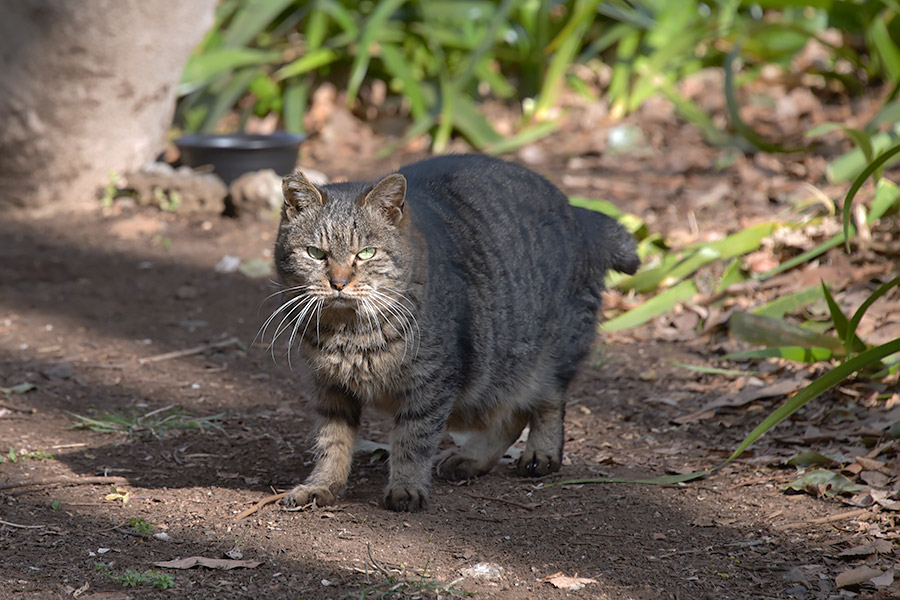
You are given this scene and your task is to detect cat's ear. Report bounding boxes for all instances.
[282,170,324,218]
[361,173,407,225]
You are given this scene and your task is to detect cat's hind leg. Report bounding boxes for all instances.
[516,391,565,477]
[282,387,361,508]
[437,407,528,481]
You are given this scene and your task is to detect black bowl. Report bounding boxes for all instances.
[174,132,306,185]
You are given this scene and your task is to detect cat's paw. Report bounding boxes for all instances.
[281,484,336,509]
[436,453,490,481]
[516,450,561,477]
[383,485,428,512]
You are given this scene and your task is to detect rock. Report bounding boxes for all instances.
[227,168,329,218]
[123,162,227,213]
[461,562,504,580]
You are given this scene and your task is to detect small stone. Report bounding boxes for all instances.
[461,562,504,580]
[176,285,200,299]
[41,363,72,380]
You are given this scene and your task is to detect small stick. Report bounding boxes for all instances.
[776,508,868,530]
[114,527,152,539]
[0,402,36,414]
[138,337,241,365]
[0,475,129,492]
[0,519,43,529]
[234,491,287,521]
[464,492,539,511]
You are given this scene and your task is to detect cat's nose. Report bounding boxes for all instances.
[330,277,350,291]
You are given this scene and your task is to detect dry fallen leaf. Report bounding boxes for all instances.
[104,487,131,505]
[153,556,262,570]
[543,572,597,591]
[835,565,883,588]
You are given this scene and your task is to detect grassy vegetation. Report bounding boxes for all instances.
[70,405,224,437]
[176,1,900,152]
[96,563,175,590]
[0,447,55,463]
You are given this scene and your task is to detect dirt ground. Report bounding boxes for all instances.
[3,84,900,600]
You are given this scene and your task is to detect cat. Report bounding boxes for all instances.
[267,154,639,512]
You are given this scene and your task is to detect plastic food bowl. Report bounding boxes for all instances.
[174,132,306,185]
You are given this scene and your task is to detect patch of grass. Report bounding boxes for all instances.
[96,563,174,590]
[356,545,469,599]
[127,517,155,535]
[70,405,224,438]
[0,447,56,463]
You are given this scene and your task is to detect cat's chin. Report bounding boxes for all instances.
[323,296,359,311]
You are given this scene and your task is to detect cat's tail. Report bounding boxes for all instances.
[573,206,641,275]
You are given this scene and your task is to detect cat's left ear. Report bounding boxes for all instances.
[361,173,406,226]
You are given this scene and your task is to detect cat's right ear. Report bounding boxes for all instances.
[282,171,324,218]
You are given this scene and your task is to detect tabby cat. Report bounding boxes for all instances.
[268,154,639,512]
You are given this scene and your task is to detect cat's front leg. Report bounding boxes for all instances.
[283,386,361,508]
[384,392,450,512]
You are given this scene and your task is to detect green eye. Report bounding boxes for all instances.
[307,246,326,260]
[356,247,376,260]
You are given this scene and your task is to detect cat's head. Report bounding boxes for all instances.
[274,170,413,310]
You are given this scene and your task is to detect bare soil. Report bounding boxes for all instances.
[3,92,900,600]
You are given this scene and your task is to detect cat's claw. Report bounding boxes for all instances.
[383,485,427,512]
[281,484,336,509]
[516,451,561,477]
[436,453,489,481]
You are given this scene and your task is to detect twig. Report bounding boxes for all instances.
[114,527,152,539]
[776,508,869,530]
[0,402,36,414]
[464,492,539,511]
[138,337,241,365]
[0,475,129,492]
[0,519,44,529]
[234,491,287,520]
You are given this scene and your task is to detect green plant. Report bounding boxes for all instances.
[0,447,56,463]
[119,569,174,590]
[127,517,155,535]
[71,405,224,437]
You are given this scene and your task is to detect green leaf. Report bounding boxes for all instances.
[716,257,746,293]
[485,121,558,155]
[725,337,900,463]
[199,68,262,132]
[601,280,697,332]
[784,469,863,497]
[842,142,900,250]
[686,222,777,260]
[283,79,309,134]
[826,130,900,183]
[379,43,428,119]
[534,0,600,119]
[179,49,282,96]
[821,280,868,355]
[720,346,834,363]
[222,0,295,48]
[3,382,36,395]
[724,47,804,153]
[730,311,844,354]
[450,93,503,149]
[845,275,900,351]
[274,48,339,80]
[752,285,823,319]
[346,0,408,106]
[869,16,900,83]
[668,361,759,377]
[786,450,839,467]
